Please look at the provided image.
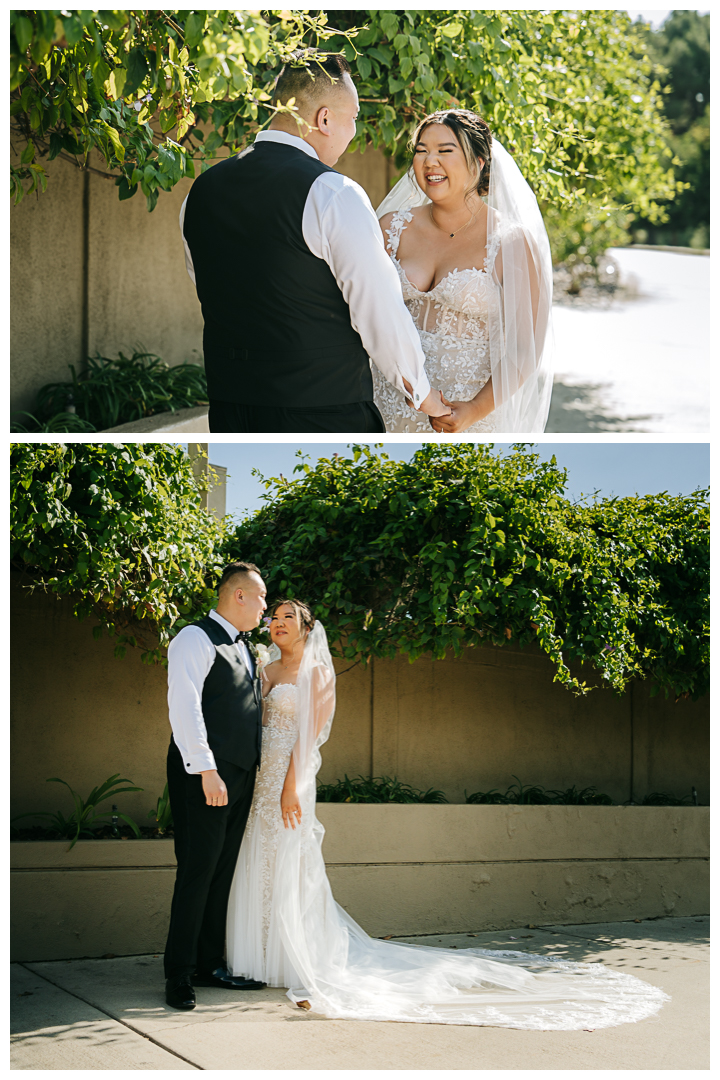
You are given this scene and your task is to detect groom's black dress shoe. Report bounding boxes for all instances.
[194,965,265,990]
[165,975,196,1010]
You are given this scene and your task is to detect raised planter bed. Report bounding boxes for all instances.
[10,805,709,962]
[103,405,209,433]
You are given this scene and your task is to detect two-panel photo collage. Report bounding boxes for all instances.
[9,9,709,1072]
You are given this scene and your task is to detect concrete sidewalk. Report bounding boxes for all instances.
[11,916,708,1071]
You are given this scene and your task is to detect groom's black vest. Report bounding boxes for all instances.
[175,616,262,771]
[182,140,374,407]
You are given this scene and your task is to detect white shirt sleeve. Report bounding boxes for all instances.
[179,195,196,285]
[167,625,216,774]
[302,173,431,407]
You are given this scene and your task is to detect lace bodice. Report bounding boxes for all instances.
[373,208,501,433]
[255,682,299,822]
[262,681,299,733]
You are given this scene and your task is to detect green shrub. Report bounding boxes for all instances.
[229,443,709,700]
[10,411,96,434]
[466,777,613,805]
[11,774,144,849]
[10,442,225,663]
[641,790,694,807]
[11,9,682,259]
[11,442,709,699]
[317,775,448,804]
[11,351,208,433]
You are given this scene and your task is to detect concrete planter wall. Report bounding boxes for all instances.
[11,805,709,962]
[104,405,209,433]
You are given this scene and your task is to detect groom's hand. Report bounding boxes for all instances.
[407,383,452,418]
[200,769,228,807]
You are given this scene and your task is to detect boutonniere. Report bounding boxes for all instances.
[252,642,271,673]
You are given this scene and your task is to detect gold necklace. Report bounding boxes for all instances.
[430,205,475,239]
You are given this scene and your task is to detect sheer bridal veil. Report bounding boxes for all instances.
[376,139,554,433]
[251,622,667,1030]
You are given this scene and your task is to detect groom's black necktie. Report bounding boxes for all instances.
[235,632,252,644]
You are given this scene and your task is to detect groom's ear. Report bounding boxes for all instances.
[316,106,331,132]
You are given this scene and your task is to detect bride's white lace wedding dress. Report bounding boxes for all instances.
[372,208,501,434]
[225,630,668,1030]
[373,140,556,433]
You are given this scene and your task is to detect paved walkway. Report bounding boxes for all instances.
[11,916,708,1070]
[548,247,709,433]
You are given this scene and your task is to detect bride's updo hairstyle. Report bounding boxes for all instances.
[411,109,493,198]
[271,598,315,638]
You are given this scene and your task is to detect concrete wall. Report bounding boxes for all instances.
[10,141,391,413]
[11,573,709,827]
[10,805,710,960]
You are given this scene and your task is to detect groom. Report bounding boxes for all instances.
[180,49,448,432]
[163,561,267,1009]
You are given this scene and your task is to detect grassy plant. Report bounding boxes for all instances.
[466,777,613,806]
[641,791,694,806]
[316,775,448,804]
[12,351,208,432]
[12,774,144,849]
[148,783,173,833]
[10,410,97,433]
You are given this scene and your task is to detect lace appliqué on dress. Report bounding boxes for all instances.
[373,208,500,434]
[245,683,299,957]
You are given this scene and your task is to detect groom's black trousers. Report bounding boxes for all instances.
[164,741,256,980]
[208,399,385,434]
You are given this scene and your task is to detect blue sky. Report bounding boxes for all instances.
[197,442,709,521]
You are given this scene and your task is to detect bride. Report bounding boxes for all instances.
[373,109,554,434]
[226,600,667,1029]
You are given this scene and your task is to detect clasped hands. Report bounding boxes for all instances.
[403,379,480,434]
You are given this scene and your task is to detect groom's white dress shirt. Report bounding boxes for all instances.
[167,609,255,775]
[180,129,431,407]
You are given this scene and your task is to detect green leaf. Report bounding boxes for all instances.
[14,16,33,53]
[107,67,126,100]
[124,47,150,97]
[184,11,206,49]
[204,130,223,153]
[102,122,125,162]
[357,55,372,81]
[116,176,137,200]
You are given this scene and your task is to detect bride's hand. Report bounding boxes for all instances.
[430,397,478,434]
[281,789,302,830]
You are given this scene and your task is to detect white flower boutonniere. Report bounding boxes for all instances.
[253,642,272,674]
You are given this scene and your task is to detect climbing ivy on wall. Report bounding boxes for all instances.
[10,8,682,256]
[10,442,709,700]
[10,442,225,659]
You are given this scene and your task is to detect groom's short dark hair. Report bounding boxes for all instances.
[218,561,262,594]
[273,49,353,111]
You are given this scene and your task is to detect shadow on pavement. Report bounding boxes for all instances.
[547,381,657,433]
